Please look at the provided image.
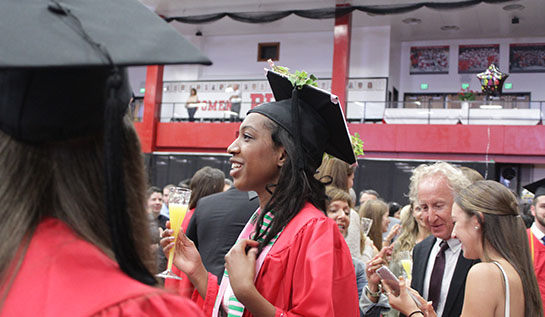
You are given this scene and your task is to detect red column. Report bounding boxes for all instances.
[331,7,352,113]
[140,65,164,153]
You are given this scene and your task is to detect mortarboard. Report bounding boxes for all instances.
[0,0,211,142]
[524,178,545,198]
[248,70,356,170]
[0,0,211,285]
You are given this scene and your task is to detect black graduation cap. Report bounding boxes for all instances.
[524,178,545,198]
[0,0,211,142]
[0,0,211,285]
[248,70,356,170]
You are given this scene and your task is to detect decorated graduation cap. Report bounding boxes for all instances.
[0,0,211,285]
[524,178,545,198]
[248,65,356,170]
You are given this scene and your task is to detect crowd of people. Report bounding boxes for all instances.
[458,47,499,73]
[510,47,545,72]
[147,156,545,317]
[410,47,449,74]
[3,2,545,315]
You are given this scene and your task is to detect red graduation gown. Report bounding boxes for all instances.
[186,202,359,317]
[1,218,204,317]
[528,229,545,312]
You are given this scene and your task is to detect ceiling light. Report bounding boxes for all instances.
[402,18,422,25]
[502,4,525,11]
[440,25,460,31]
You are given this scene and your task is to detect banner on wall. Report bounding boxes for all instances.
[458,44,499,73]
[160,78,387,121]
[410,46,449,74]
[509,43,545,73]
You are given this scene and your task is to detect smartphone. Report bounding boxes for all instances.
[376,266,400,296]
[376,266,423,306]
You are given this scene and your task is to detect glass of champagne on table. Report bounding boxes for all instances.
[156,187,191,280]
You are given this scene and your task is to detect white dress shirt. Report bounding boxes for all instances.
[422,238,462,317]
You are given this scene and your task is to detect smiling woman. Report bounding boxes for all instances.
[325,186,353,237]
[162,68,360,316]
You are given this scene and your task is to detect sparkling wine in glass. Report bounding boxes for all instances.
[399,250,413,280]
[156,187,191,280]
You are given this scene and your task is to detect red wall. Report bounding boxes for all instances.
[134,122,545,164]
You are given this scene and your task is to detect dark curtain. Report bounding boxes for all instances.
[165,1,514,24]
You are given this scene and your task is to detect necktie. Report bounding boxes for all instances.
[541,236,545,245]
[428,241,449,311]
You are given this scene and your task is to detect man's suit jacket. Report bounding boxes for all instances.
[411,235,479,317]
[186,186,259,282]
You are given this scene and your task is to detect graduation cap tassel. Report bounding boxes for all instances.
[104,69,156,286]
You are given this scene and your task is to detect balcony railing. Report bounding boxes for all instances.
[131,100,545,125]
[347,100,545,125]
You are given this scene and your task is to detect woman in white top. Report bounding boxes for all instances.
[385,180,542,317]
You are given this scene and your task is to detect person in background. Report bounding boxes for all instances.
[520,199,534,228]
[325,186,367,317]
[524,177,545,312]
[228,84,241,122]
[160,184,175,219]
[186,88,199,122]
[387,181,542,317]
[386,203,431,317]
[184,186,259,282]
[162,68,359,316]
[359,189,380,206]
[459,166,484,183]
[407,162,476,317]
[315,156,363,261]
[360,200,399,254]
[147,186,168,275]
[148,186,168,230]
[399,202,431,248]
[389,202,402,219]
[0,0,210,314]
[384,202,402,244]
[182,167,225,232]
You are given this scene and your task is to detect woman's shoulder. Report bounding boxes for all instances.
[468,262,503,279]
[465,262,506,297]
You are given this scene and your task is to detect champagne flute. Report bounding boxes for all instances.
[156,187,191,280]
[361,217,373,236]
[399,250,413,281]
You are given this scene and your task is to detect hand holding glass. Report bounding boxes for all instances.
[156,187,191,280]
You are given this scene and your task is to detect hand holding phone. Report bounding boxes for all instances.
[376,265,400,296]
[376,266,423,306]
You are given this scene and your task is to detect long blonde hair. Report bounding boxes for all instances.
[456,180,543,317]
[393,204,418,253]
